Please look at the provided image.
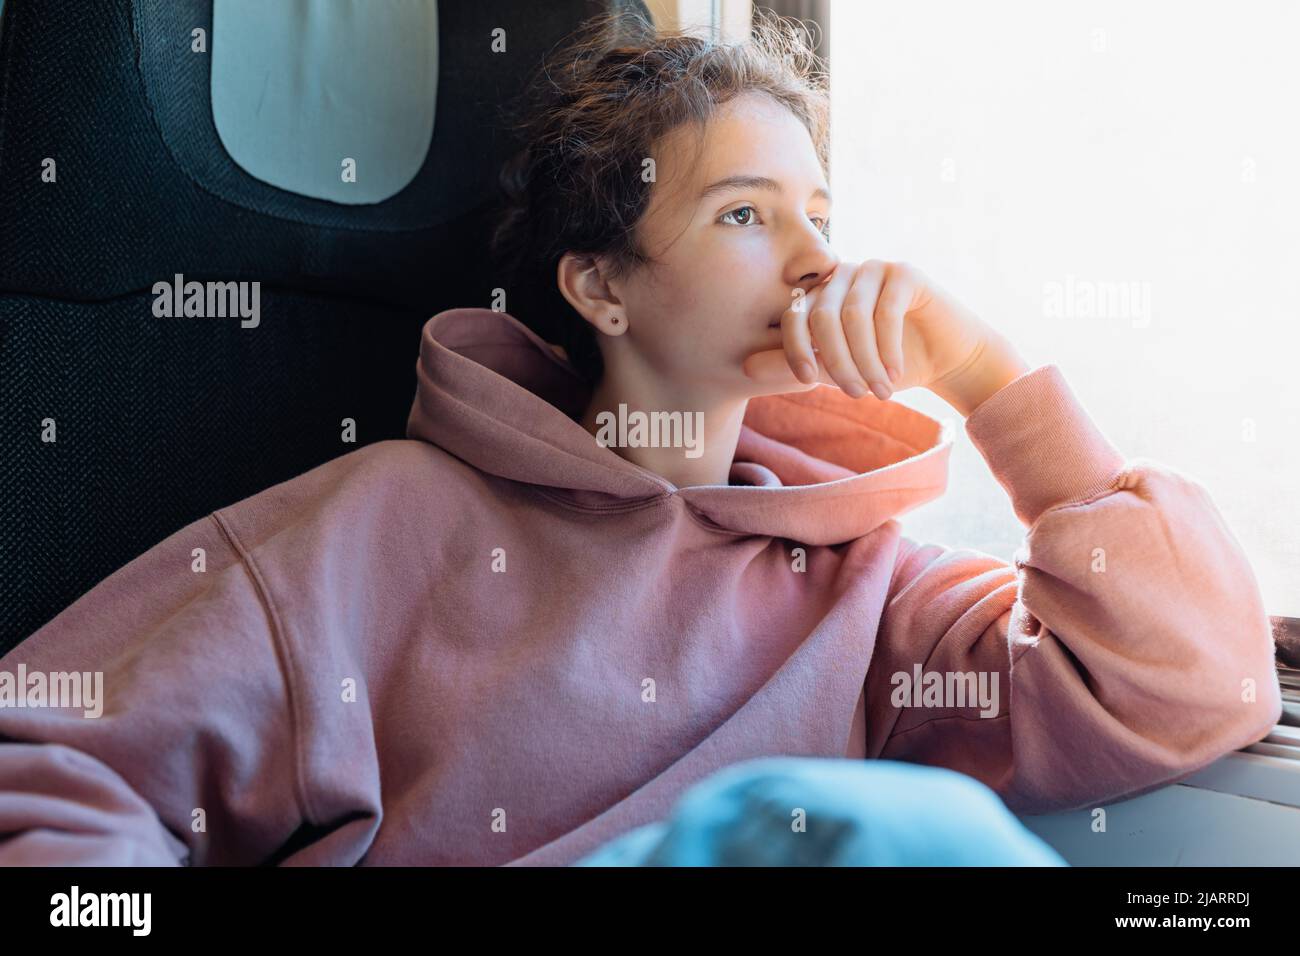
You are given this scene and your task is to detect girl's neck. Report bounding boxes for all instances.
[578,372,749,489]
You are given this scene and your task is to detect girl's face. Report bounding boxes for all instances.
[570,91,839,400]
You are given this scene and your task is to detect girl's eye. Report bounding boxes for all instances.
[720,205,759,226]
[720,206,831,239]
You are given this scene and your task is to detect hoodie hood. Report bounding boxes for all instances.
[406,308,955,545]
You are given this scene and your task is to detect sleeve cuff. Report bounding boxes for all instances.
[962,364,1128,527]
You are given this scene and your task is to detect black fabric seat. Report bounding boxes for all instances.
[0,0,648,651]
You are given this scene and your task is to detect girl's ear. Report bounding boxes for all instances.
[557,251,623,332]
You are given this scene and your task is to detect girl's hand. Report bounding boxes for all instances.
[743,260,1013,408]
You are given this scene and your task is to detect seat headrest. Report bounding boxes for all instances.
[210,0,439,204]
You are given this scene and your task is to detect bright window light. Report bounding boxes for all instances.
[830,0,1300,616]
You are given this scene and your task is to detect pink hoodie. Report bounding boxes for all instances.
[0,307,1283,866]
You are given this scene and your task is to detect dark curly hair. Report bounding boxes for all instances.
[489,6,830,386]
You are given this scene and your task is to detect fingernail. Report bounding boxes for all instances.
[797,361,816,382]
[870,380,892,401]
[844,381,867,399]
[886,365,901,385]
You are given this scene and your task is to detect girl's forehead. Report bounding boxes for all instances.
[658,109,812,189]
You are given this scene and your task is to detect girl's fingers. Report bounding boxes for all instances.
[741,347,839,389]
[841,261,891,399]
[784,263,852,385]
[808,268,872,398]
[873,263,911,385]
[752,259,914,402]
[810,303,871,398]
[780,288,818,384]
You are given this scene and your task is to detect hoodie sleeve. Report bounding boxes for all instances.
[0,512,307,865]
[868,364,1283,814]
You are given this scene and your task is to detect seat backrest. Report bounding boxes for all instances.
[0,0,649,651]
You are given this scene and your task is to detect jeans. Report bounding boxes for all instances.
[573,756,1068,866]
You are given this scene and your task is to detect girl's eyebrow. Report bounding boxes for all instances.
[698,174,832,204]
